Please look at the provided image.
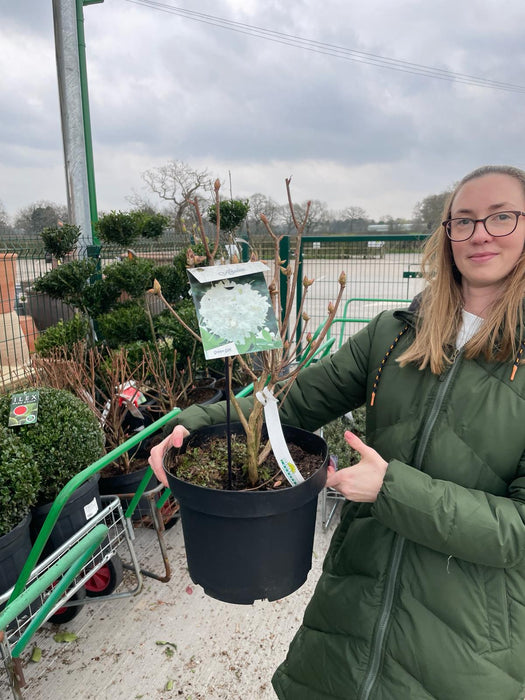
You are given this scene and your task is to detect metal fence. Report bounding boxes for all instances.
[293,235,427,348]
[0,235,428,391]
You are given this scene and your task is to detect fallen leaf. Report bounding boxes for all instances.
[53,632,78,643]
[155,640,177,649]
[165,679,174,691]
[30,646,42,663]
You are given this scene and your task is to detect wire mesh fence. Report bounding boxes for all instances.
[0,235,428,391]
[296,235,427,348]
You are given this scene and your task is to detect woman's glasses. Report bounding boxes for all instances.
[442,211,525,242]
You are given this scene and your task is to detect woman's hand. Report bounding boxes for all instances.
[326,431,388,502]
[148,424,189,487]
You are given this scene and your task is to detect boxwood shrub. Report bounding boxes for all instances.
[0,426,40,536]
[0,388,105,505]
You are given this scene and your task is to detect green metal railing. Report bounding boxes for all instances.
[0,525,108,659]
[0,235,428,390]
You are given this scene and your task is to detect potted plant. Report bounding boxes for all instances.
[23,225,81,332]
[151,178,346,603]
[40,223,81,264]
[0,426,40,599]
[29,340,217,527]
[95,209,169,245]
[0,387,105,558]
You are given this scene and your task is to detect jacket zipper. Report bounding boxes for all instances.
[358,350,462,700]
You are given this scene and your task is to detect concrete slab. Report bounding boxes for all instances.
[0,503,340,700]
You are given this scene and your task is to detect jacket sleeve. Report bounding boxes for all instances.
[371,458,525,568]
[162,316,377,436]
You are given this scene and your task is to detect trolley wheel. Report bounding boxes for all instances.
[48,586,87,625]
[85,555,124,597]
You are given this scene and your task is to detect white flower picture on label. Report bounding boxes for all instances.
[188,264,282,359]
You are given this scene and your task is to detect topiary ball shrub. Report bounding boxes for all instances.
[34,313,89,356]
[96,302,152,347]
[40,223,80,261]
[95,210,138,246]
[0,388,105,505]
[0,426,40,536]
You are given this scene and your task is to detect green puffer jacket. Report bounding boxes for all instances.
[167,309,525,700]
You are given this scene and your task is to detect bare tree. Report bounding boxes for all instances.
[14,200,68,238]
[340,205,368,230]
[0,200,11,239]
[289,199,329,235]
[141,160,212,235]
[247,193,280,236]
[413,189,453,233]
[341,206,367,221]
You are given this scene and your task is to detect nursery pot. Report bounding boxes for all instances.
[0,513,33,597]
[99,463,158,521]
[30,475,101,559]
[164,423,328,605]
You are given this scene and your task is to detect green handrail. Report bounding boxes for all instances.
[8,407,181,605]
[308,298,411,351]
[0,524,108,658]
[234,336,336,401]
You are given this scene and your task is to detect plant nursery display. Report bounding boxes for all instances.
[0,387,105,557]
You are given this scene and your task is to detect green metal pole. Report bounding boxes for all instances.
[76,0,101,245]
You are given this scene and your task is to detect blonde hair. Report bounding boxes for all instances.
[398,165,525,374]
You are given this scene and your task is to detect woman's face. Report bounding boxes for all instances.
[449,173,525,308]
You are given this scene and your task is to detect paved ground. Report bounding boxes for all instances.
[0,500,340,700]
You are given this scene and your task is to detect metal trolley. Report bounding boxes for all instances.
[0,407,181,700]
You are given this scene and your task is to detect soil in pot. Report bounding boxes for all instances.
[169,432,321,491]
[164,423,328,604]
[176,385,222,409]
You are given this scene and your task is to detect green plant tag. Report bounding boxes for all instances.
[8,391,40,427]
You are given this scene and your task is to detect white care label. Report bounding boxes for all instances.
[84,497,99,521]
[256,387,304,487]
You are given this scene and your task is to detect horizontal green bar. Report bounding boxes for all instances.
[300,234,429,242]
[11,524,108,658]
[0,525,107,649]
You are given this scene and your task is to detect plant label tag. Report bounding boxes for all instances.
[8,391,40,427]
[188,265,282,360]
[256,387,304,487]
[84,497,99,521]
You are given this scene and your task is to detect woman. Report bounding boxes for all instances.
[149,165,525,699]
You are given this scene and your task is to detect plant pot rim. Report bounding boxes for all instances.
[0,511,31,543]
[163,422,328,516]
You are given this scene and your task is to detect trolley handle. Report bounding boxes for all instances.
[9,407,181,604]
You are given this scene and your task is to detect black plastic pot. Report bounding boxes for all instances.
[0,513,32,597]
[164,423,328,604]
[99,463,158,521]
[24,291,75,331]
[30,475,101,559]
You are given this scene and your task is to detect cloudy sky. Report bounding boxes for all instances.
[2,0,525,223]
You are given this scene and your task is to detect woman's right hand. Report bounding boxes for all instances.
[148,424,189,487]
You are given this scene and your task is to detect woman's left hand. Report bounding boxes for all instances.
[326,431,388,502]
